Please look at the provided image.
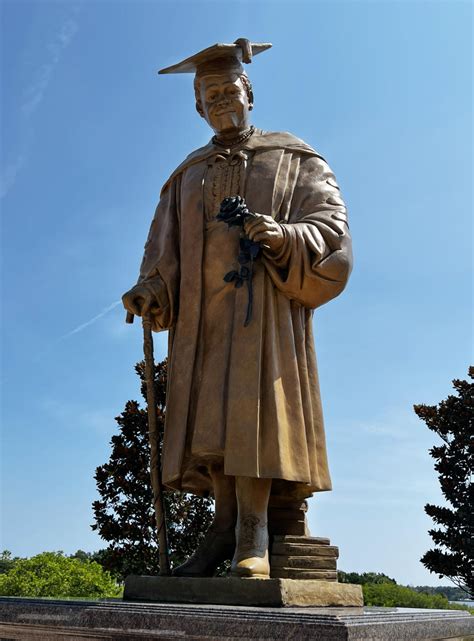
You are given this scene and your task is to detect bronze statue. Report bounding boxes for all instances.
[122,39,353,579]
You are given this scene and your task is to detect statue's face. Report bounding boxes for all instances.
[198,73,251,134]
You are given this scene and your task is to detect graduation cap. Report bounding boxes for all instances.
[158,38,272,77]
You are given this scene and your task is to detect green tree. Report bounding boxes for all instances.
[411,585,470,602]
[0,550,20,575]
[338,571,396,585]
[92,359,214,580]
[0,552,120,598]
[414,368,474,598]
[70,549,92,563]
[362,583,472,611]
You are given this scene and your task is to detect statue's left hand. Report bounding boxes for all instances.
[244,214,285,254]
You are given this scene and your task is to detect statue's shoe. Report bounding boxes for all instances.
[172,526,235,577]
[230,515,270,578]
[230,552,270,578]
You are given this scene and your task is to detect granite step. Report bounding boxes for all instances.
[270,568,338,581]
[272,542,339,558]
[271,555,337,570]
[272,535,330,545]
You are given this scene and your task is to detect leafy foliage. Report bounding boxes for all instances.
[0,550,20,575]
[338,571,396,585]
[0,552,120,598]
[363,583,472,611]
[338,570,473,611]
[414,368,474,597]
[92,359,214,580]
[411,585,471,602]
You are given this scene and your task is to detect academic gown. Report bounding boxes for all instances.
[137,129,353,499]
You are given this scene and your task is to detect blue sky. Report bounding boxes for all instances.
[1,0,472,587]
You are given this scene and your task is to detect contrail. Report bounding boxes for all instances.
[22,14,79,117]
[58,300,122,341]
[1,7,81,199]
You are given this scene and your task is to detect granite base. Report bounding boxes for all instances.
[0,597,473,640]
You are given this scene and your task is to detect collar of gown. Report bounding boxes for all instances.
[160,129,324,194]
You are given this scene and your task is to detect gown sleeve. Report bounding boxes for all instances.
[262,154,353,309]
[137,176,181,331]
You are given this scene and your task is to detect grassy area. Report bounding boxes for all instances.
[363,583,473,613]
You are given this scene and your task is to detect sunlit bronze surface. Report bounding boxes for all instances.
[122,39,352,579]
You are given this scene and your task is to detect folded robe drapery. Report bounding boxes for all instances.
[137,130,353,498]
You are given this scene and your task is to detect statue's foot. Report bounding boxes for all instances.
[230,552,270,578]
[172,526,235,578]
[230,514,270,579]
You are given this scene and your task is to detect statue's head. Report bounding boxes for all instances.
[193,67,253,135]
[159,39,271,137]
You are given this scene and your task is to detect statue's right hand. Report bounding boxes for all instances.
[122,284,160,318]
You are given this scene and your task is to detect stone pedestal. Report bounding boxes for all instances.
[270,534,339,580]
[123,575,362,607]
[0,597,473,640]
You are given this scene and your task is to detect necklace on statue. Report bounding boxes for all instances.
[212,125,255,148]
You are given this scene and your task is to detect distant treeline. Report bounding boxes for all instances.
[338,571,472,609]
[410,585,470,602]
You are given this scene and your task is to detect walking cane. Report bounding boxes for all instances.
[126,310,171,576]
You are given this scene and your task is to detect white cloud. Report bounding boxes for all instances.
[0,154,26,199]
[58,300,122,341]
[334,407,421,442]
[107,316,132,339]
[22,17,79,117]
[331,477,436,496]
[40,399,117,435]
[1,9,80,199]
